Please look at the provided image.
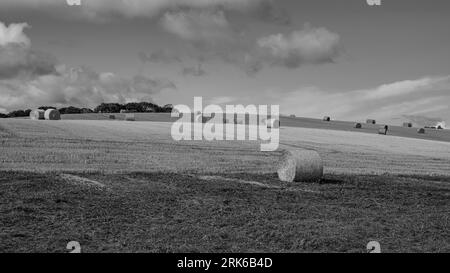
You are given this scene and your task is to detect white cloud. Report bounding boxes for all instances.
[0,20,175,111]
[257,24,341,68]
[0,22,58,79]
[0,22,30,47]
[276,76,450,125]
[0,66,176,111]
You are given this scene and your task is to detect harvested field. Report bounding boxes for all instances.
[0,119,449,176]
[0,118,449,253]
[0,171,448,253]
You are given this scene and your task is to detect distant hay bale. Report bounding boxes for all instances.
[323,116,331,122]
[266,118,280,128]
[417,128,425,134]
[354,123,362,129]
[30,109,45,120]
[403,122,413,128]
[44,109,61,120]
[277,150,323,183]
[125,113,135,121]
[366,119,376,124]
[290,114,296,118]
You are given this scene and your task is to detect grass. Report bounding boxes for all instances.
[60,113,450,143]
[0,171,448,253]
[0,118,449,253]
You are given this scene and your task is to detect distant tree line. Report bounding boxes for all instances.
[0,102,174,118]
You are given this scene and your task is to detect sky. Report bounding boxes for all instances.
[0,0,449,126]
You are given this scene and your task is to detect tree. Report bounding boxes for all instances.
[94,103,122,113]
[38,106,56,111]
[162,104,173,113]
[7,110,27,118]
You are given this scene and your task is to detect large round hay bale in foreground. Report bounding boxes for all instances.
[44,109,60,120]
[277,150,323,183]
[30,109,45,120]
[417,128,425,134]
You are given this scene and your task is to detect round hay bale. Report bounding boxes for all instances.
[277,150,323,183]
[323,116,331,122]
[30,109,45,120]
[354,123,362,129]
[266,118,280,128]
[44,109,61,120]
[290,114,296,118]
[403,122,412,128]
[366,119,376,124]
[125,113,135,121]
[417,128,425,134]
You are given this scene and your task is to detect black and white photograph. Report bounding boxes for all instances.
[0,0,449,258]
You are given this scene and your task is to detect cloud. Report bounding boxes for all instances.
[0,22,30,46]
[161,10,237,48]
[0,20,176,111]
[138,50,182,64]
[182,63,207,77]
[275,76,450,124]
[162,23,342,75]
[0,66,176,111]
[0,0,268,21]
[0,45,58,80]
[257,24,341,68]
[0,22,58,79]
[250,0,291,26]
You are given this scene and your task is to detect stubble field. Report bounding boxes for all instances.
[0,116,449,252]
